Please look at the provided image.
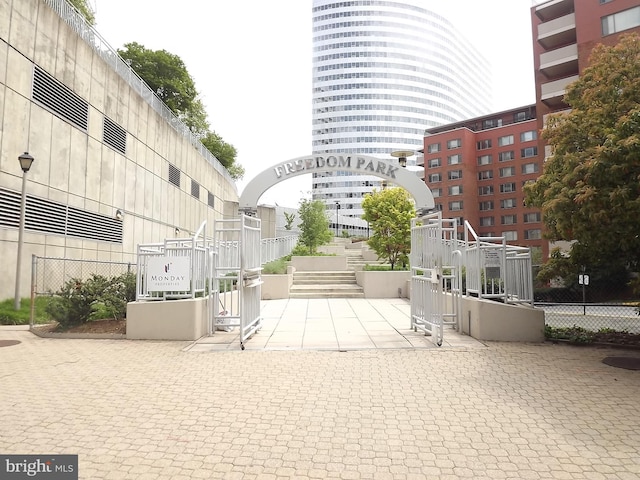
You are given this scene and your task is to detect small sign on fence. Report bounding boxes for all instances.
[484,250,501,280]
[147,257,191,291]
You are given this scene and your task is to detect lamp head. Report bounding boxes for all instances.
[18,152,34,173]
[391,149,414,168]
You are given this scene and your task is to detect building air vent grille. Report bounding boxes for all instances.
[0,188,122,244]
[103,116,127,154]
[191,180,200,199]
[208,192,215,208]
[32,66,89,131]
[169,164,180,187]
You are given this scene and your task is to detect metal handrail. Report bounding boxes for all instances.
[42,0,238,191]
[464,220,533,305]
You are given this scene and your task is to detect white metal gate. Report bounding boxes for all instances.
[211,214,263,349]
[411,267,444,345]
[410,213,463,346]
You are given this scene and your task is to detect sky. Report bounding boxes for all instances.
[93,0,537,208]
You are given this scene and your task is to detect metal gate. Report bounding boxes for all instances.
[211,214,263,349]
[411,267,444,345]
[410,213,463,346]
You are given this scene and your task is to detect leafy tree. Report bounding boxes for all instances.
[68,0,95,25]
[201,131,244,179]
[536,248,575,284]
[117,42,245,179]
[118,42,204,126]
[284,212,295,230]
[524,33,640,274]
[225,163,245,181]
[297,199,332,254]
[362,187,415,270]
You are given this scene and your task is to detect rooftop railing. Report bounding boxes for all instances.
[43,0,237,191]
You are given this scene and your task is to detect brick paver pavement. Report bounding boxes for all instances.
[1,326,639,479]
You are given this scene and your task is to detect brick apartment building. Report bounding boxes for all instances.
[421,0,640,261]
[422,106,544,258]
[533,0,640,128]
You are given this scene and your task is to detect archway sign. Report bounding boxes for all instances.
[239,154,435,214]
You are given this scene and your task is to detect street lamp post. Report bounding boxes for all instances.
[14,152,35,310]
[335,201,340,237]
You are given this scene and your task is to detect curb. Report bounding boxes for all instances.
[547,339,640,351]
[30,326,126,340]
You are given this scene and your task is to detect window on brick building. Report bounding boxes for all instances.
[498,135,514,146]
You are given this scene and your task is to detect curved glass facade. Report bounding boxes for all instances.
[312,0,492,217]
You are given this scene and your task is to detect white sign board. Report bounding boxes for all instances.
[484,250,501,267]
[484,250,501,280]
[147,257,191,292]
[579,274,589,285]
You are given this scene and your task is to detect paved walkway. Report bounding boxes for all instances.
[190,298,482,352]
[1,299,640,479]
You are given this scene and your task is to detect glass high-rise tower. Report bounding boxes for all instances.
[312,0,493,219]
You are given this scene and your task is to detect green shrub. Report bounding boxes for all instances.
[286,244,313,258]
[544,325,596,344]
[100,272,137,319]
[45,272,137,327]
[363,263,411,271]
[284,243,336,260]
[263,258,288,275]
[46,277,99,327]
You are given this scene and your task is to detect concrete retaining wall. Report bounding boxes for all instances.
[262,274,293,299]
[291,256,347,271]
[408,279,545,342]
[318,245,346,255]
[460,296,545,342]
[356,271,411,298]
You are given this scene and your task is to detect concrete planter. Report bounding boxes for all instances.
[262,273,293,299]
[355,270,411,298]
[127,297,209,341]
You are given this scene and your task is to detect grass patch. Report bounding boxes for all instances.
[262,258,288,275]
[363,264,407,271]
[0,297,52,325]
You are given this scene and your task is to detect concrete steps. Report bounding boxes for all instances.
[293,271,356,284]
[290,270,364,299]
[346,251,387,270]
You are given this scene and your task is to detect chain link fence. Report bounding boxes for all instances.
[30,255,136,326]
[537,303,640,333]
[533,269,640,333]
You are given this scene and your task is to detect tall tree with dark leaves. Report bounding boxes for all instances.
[524,33,640,285]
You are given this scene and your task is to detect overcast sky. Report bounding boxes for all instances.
[93,0,537,208]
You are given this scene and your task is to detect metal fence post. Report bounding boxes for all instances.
[29,254,37,328]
